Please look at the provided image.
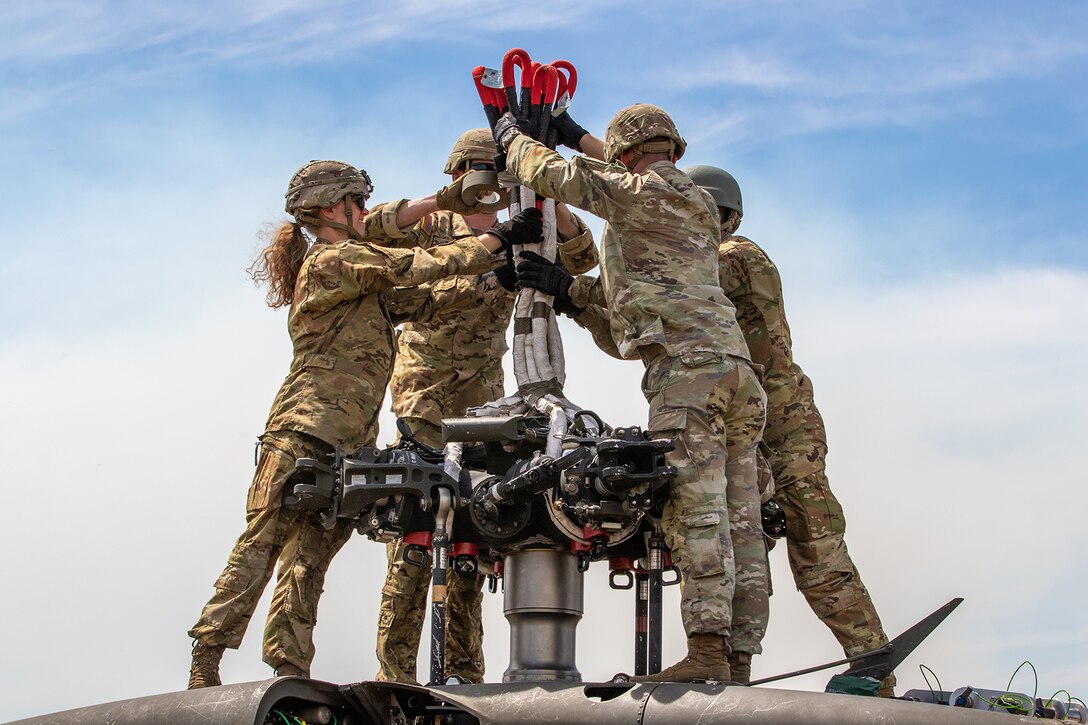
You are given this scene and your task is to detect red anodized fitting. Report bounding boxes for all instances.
[609,557,636,572]
[452,542,479,557]
[404,531,433,548]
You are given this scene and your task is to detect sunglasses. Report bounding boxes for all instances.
[462,161,496,172]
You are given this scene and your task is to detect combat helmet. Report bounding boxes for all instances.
[684,165,742,215]
[603,103,687,166]
[285,160,374,242]
[285,160,373,217]
[444,128,497,175]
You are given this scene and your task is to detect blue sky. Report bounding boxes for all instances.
[2,1,1087,719]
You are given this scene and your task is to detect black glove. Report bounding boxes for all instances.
[550,110,589,152]
[487,207,543,252]
[493,110,533,151]
[493,256,518,292]
[516,250,582,315]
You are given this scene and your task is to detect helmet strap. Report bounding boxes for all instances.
[295,198,365,243]
[623,139,676,171]
[640,139,676,156]
[342,197,365,243]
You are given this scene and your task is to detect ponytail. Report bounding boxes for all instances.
[249,220,309,308]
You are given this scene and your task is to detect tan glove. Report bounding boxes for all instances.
[435,170,510,215]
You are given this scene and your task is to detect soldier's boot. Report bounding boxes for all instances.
[727,651,752,685]
[274,662,309,678]
[188,641,224,689]
[877,672,896,698]
[631,634,731,683]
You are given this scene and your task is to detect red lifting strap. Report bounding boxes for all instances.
[550,59,578,98]
[501,48,532,90]
[471,66,492,106]
[533,64,559,106]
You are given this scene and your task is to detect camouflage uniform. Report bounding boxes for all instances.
[505,132,768,644]
[189,228,497,675]
[361,201,598,683]
[718,235,890,666]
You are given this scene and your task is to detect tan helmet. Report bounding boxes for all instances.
[603,103,687,165]
[443,128,497,175]
[284,160,373,217]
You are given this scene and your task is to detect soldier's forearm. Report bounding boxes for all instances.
[400,238,494,287]
[395,195,440,230]
[578,134,606,162]
[507,136,585,212]
[555,202,580,240]
[476,232,503,253]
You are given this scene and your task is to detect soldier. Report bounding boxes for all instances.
[501,105,768,683]
[362,128,598,684]
[684,164,894,695]
[186,160,543,688]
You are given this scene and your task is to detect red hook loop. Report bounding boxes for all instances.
[501,48,532,91]
[550,59,578,100]
[532,64,559,106]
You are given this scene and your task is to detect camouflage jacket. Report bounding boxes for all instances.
[719,235,828,484]
[262,231,495,450]
[363,202,598,421]
[506,134,750,363]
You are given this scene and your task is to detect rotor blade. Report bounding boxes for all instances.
[843,597,964,680]
[749,597,963,687]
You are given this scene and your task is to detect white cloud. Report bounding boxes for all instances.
[664,5,1088,95]
[0,0,609,65]
[660,4,1088,145]
[660,50,807,92]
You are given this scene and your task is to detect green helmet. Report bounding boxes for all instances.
[603,103,687,164]
[684,165,742,215]
[284,160,373,216]
[444,128,497,175]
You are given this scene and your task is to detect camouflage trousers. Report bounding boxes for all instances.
[774,467,891,666]
[375,539,486,683]
[642,351,769,646]
[375,415,487,684]
[188,430,353,674]
[390,348,505,430]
